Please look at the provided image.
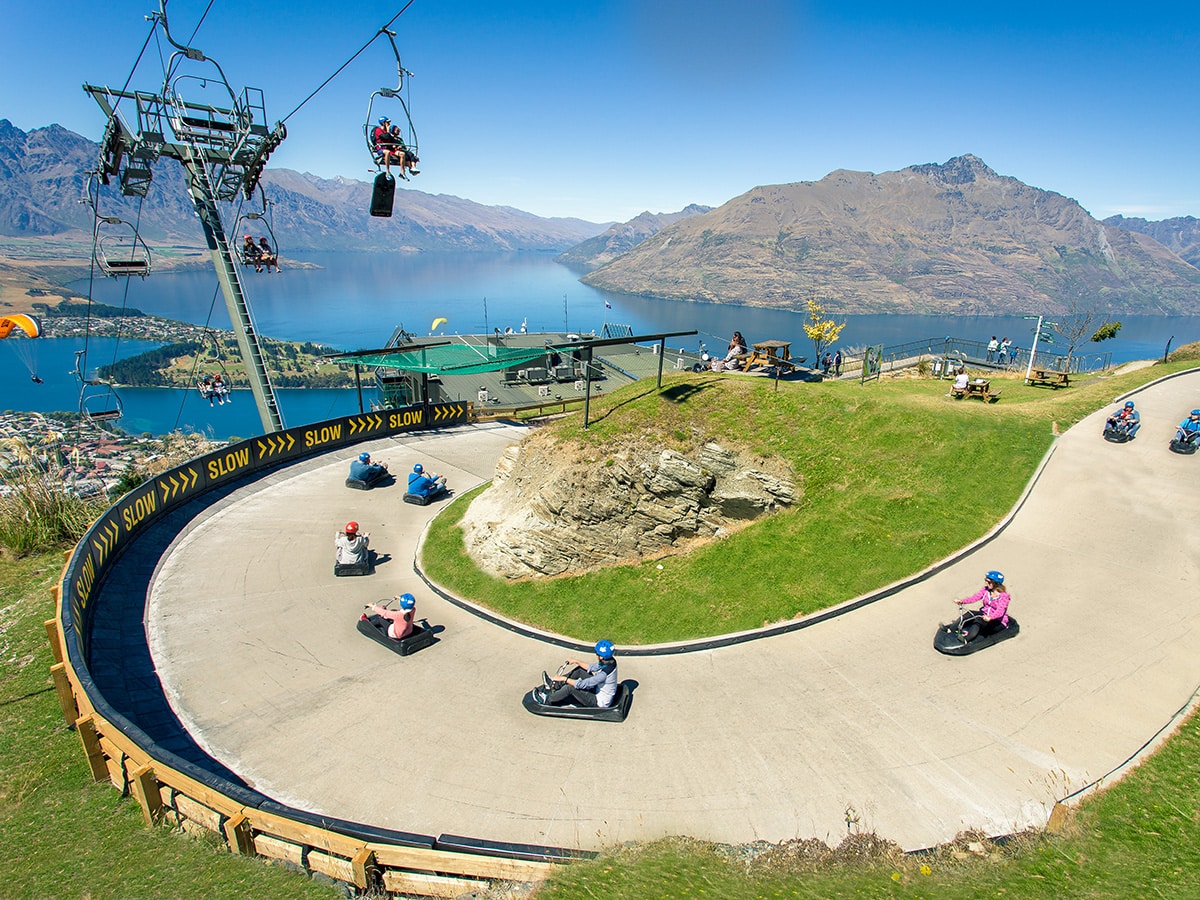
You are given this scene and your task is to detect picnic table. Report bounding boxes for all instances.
[744,340,794,370]
[953,378,1002,402]
[1028,368,1070,389]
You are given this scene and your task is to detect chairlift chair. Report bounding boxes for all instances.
[96,217,152,277]
[196,331,235,406]
[233,192,281,271]
[73,350,123,422]
[363,28,419,179]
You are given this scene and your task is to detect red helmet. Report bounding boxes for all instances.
[345,521,358,535]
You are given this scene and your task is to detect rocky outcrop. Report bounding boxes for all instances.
[459,433,797,578]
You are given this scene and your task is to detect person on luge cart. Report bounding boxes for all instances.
[535,640,618,709]
[1174,409,1200,447]
[349,451,388,485]
[954,570,1011,643]
[363,594,416,641]
[335,521,370,566]
[407,463,447,499]
[1104,401,1140,439]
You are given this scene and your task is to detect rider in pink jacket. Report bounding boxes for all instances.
[956,570,1010,639]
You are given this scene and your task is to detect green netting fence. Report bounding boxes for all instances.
[351,344,553,375]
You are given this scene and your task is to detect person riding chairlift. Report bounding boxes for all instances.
[371,116,419,179]
[241,235,262,271]
[257,237,279,273]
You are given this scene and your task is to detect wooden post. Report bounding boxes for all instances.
[44,617,63,664]
[351,846,376,890]
[75,715,109,782]
[129,764,163,825]
[224,813,255,856]
[50,663,78,726]
[1046,801,1074,834]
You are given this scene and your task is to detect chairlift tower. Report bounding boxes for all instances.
[82,3,287,433]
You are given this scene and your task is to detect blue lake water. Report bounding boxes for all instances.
[3,251,1195,439]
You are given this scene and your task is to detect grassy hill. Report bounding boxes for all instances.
[424,360,1190,643]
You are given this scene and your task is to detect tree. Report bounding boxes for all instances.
[1051,295,1121,370]
[802,296,846,363]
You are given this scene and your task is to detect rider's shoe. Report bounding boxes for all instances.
[542,671,553,690]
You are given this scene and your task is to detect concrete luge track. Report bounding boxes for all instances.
[147,373,1200,852]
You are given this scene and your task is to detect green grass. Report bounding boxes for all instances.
[534,703,1200,898]
[0,553,340,900]
[3,359,1197,898]
[423,362,1192,643]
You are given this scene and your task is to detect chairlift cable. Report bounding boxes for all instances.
[277,1,417,126]
[107,20,159,125]
[172,283,224,432]
[103,193,148,376]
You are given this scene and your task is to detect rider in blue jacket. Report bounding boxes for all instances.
[349,451,388,484]
[407,463,447,498]
[1105,401,1140,438]
[1176,409,1200,445]
[538,640,619,708]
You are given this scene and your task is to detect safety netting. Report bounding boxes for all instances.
[351,343,553,375]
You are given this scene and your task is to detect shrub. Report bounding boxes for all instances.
[0,467,106,555]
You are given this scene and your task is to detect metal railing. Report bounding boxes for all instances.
[839,336,1112,378]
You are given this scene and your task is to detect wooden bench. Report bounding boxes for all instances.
[1028,369,1070,389]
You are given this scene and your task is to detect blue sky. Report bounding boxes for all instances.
[3,0,1198,223]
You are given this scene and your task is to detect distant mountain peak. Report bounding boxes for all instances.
[557,204,714,270]
[907,154,997,185]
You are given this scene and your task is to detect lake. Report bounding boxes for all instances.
[3,251,1195,439]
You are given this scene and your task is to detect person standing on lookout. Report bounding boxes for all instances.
[986,336,999,362]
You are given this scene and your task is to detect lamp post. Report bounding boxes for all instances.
[1022,315,1058,383]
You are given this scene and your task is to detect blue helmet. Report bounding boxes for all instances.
[398,593,415,610]
[1124,401,1135,409]
[358,452,371,462]
[594,639,614,659]
[1191,409,1200,417]
[378,116,390,125]
[413,463,424,474]
[986,570,1005,585]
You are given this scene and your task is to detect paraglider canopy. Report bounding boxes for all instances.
[0,314,40,340]
[431,316,447,333]
[0,314,42,381]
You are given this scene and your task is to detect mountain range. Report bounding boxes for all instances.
[576,155,1200,316]
[0,120,606,252]
[3,119,1198,316]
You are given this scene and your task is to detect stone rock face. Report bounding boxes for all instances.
[459,433,798,578]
